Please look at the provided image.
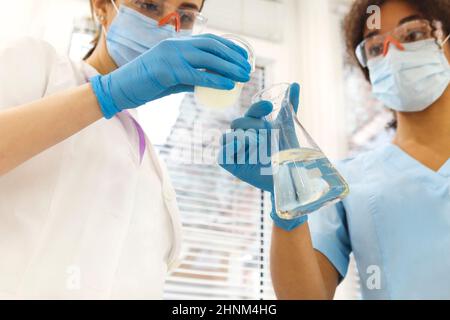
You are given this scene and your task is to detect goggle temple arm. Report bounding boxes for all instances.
[442,34,450,47]
[355,44,367,68]
[110,0,119,12]
[158,12,181,32]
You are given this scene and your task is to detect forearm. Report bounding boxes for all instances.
[270,223,337,300]
[0,84,103,176]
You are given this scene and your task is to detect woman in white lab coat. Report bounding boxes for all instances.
[0,0,251,299]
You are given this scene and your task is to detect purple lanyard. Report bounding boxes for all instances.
[83,68,146,164]
[120,110,147,164]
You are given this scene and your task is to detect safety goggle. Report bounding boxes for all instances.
[119,0,208,33]
[356,19,450,67]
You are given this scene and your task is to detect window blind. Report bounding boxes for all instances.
[156,67,276,300]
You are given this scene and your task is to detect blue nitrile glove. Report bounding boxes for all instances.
[90,34,252,119]
[219,83,300,192]
[218,83,308,231]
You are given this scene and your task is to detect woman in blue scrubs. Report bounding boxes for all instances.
[219,0,450,299]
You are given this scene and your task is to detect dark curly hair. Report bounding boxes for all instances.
[344,0,450,81]
[343,0,450,129]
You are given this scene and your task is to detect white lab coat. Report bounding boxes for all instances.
[0,38,182,299]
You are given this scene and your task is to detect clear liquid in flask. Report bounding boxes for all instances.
[272,148,349,219]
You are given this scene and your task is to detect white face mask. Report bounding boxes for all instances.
[368,38,450,112]
[105,2,191,67]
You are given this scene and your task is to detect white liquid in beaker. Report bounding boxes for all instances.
[272,148,349,219]
[194,83,244,110]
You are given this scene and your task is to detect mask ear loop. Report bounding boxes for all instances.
[158,12,181,32]
[101,1,119,36]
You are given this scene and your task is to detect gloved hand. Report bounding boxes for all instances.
[218,83,308,231]
[90,34,252,119]
[218,83,300,193]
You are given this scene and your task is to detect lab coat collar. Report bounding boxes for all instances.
[80,60,99,79]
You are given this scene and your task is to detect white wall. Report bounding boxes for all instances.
[207,0,349,159]
[0,0,90,54]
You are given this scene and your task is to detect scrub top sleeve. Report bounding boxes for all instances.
[308,201,351,279]
[0,37,56,109]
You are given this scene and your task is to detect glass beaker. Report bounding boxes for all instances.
[194,34,255,110]
[251,83,349,220]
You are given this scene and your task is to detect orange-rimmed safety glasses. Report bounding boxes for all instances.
[356,19,448,67]
[122,0,208,33]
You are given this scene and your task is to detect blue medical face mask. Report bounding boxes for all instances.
[368,38,450,112]
[106,4,191,67]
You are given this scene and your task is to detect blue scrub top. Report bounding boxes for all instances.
[309,143,450,299]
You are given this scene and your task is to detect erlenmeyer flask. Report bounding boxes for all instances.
[252,83,349,220]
